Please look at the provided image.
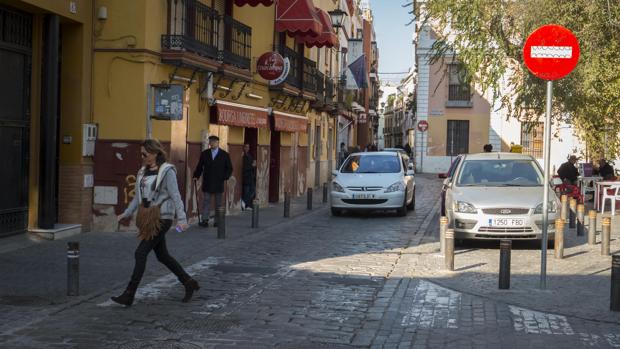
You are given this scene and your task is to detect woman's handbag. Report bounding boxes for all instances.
[136,199,162,240]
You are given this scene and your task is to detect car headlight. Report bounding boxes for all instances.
[332,181,345,193]
[454,201,477,213]
[385,181,405,193]
[534,201,558,214]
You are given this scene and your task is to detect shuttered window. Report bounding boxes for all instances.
[446,120,469,156]
[521,122,544,159]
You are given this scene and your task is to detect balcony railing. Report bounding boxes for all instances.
[302,57,317,93]
[162,0,220,60]
[279,45,301,88]
[221,15,252,70]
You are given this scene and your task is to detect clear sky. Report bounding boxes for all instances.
[371,1,414,83]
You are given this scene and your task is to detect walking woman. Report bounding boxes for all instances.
[112,139,200,307]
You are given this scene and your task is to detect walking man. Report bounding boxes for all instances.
[193,135,233,227]
[338,142,349,167]
[241,144,256,210]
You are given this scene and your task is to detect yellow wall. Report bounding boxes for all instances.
[281,132,292,146]
[7,0,91,23]
[259,128,271,146]
[228,126,244,145]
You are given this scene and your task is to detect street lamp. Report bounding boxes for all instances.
[328,8,347,29]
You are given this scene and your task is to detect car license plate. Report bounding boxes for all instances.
[353,193,375,199]
[490,218,525,227]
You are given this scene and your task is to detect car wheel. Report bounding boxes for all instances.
[407,188,416,210]
[331,207,342,216]
[397,192,408,217]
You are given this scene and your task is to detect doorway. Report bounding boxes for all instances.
[243,127,258,159]
[0,6,32,236]
[269,131,280,202]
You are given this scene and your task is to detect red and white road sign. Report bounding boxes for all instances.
[523,24,580,81]
[417,120,429,132]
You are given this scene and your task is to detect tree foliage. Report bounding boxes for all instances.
[422,0,620,158]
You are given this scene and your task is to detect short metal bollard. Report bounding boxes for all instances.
[588,210,597,245]
[577,204,585,236]
[322,182,328,203]
[499,239,512,289]
[611,255,620,311]
[445,229,455,271]
[560,195,568,223]
[602,217,611,256]
[284,192,290,218]
[554,219,565,259]
[67,242,79,296]
[307,188,313,210]
[439,216,448,256]
[251,199,259,228]
[217,207,226,239]
[569,198,577,229]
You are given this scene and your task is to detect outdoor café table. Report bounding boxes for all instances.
[594,180,620,211]
[579,176,602,204]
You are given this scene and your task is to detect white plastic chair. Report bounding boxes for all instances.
[601,184,620,215]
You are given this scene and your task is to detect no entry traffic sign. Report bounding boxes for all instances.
[523,24,580,80]
[417,120,428,132]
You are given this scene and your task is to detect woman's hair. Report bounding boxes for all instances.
[141,139,167,166]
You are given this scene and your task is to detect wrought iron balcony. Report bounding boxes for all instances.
[162,0,220,61]
[278,45,301,88]
[221,15,252,70]
[302,58,317,93]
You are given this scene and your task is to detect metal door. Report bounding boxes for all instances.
[447,120,469,156]
[0,6,32,236]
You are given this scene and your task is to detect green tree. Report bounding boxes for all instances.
[421,0,620,158]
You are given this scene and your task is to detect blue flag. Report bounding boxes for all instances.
[348,54,368,89]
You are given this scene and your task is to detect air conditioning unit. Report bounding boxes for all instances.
[83,123,97,157]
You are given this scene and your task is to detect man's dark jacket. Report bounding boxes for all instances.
[557,161,578,183]
[193,148,233,193]
[242,153,255,182]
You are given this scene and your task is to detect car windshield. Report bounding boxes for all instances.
[341,155,401,174]
[456,159,543,186]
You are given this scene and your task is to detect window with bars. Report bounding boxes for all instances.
[447,64,471,104]
[521,122,544,159]
[446,120,469,156]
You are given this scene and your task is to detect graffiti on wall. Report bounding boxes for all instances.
[256,146,270,205]
[123,175,136,205]
[226,175,237,211]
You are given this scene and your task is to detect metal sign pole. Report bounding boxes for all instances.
[540,80,553,289]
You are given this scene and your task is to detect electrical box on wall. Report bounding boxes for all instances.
[83,123,97,157]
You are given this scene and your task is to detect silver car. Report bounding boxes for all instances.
[444,152,558,241]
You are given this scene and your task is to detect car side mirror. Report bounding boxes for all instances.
[406,169,415,176]
[438,173,448,179]
[331,170,339,177]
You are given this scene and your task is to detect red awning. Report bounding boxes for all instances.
[234,0,273,6]
[273,111,308,133]
[211,100,269,129]
[276,0,322,38]
[299,8,338,48]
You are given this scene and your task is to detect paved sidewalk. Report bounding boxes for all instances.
[409,211,620,323]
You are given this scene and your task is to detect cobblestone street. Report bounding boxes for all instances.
[2,175,620,348]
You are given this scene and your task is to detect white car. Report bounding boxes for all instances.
[330,151,416,216]
[445,152,559,241]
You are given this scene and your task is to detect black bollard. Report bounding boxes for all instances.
[499,240,511,289]
[217,206,226,239]
[284,192,290,218]
[602,217,611,256]
[555,218,565,259]
[577,204,585,236]
[588,210,597,245]
[307,188,313,210]
[67,242,79,296]
[445,229,455,271]
[569,198,577,229]
[611,255,620,311]
[322,183,328,203]
[251,199,259,228]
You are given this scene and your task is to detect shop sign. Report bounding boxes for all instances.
[273,112,307,133]
[257,52,286,81]
[358,113,367,124]
[213,101,269,128]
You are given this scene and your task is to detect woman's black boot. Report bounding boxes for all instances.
[182,278,200,303]
[111,285,137,307]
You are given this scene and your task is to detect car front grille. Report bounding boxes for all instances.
[347,186,383,192]
[474,234,538,239]
[482,208,530,215]
[478,226,534,233]
[342,199,388,205]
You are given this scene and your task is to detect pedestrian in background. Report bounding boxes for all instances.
[193,135,233,227]
[113,139,199,307]
[597,158,615,180]
[241,143,256,211]
[557,155,579,185]
[404,142,412,157]
[483,144,493,152]
[338,142,349,167]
